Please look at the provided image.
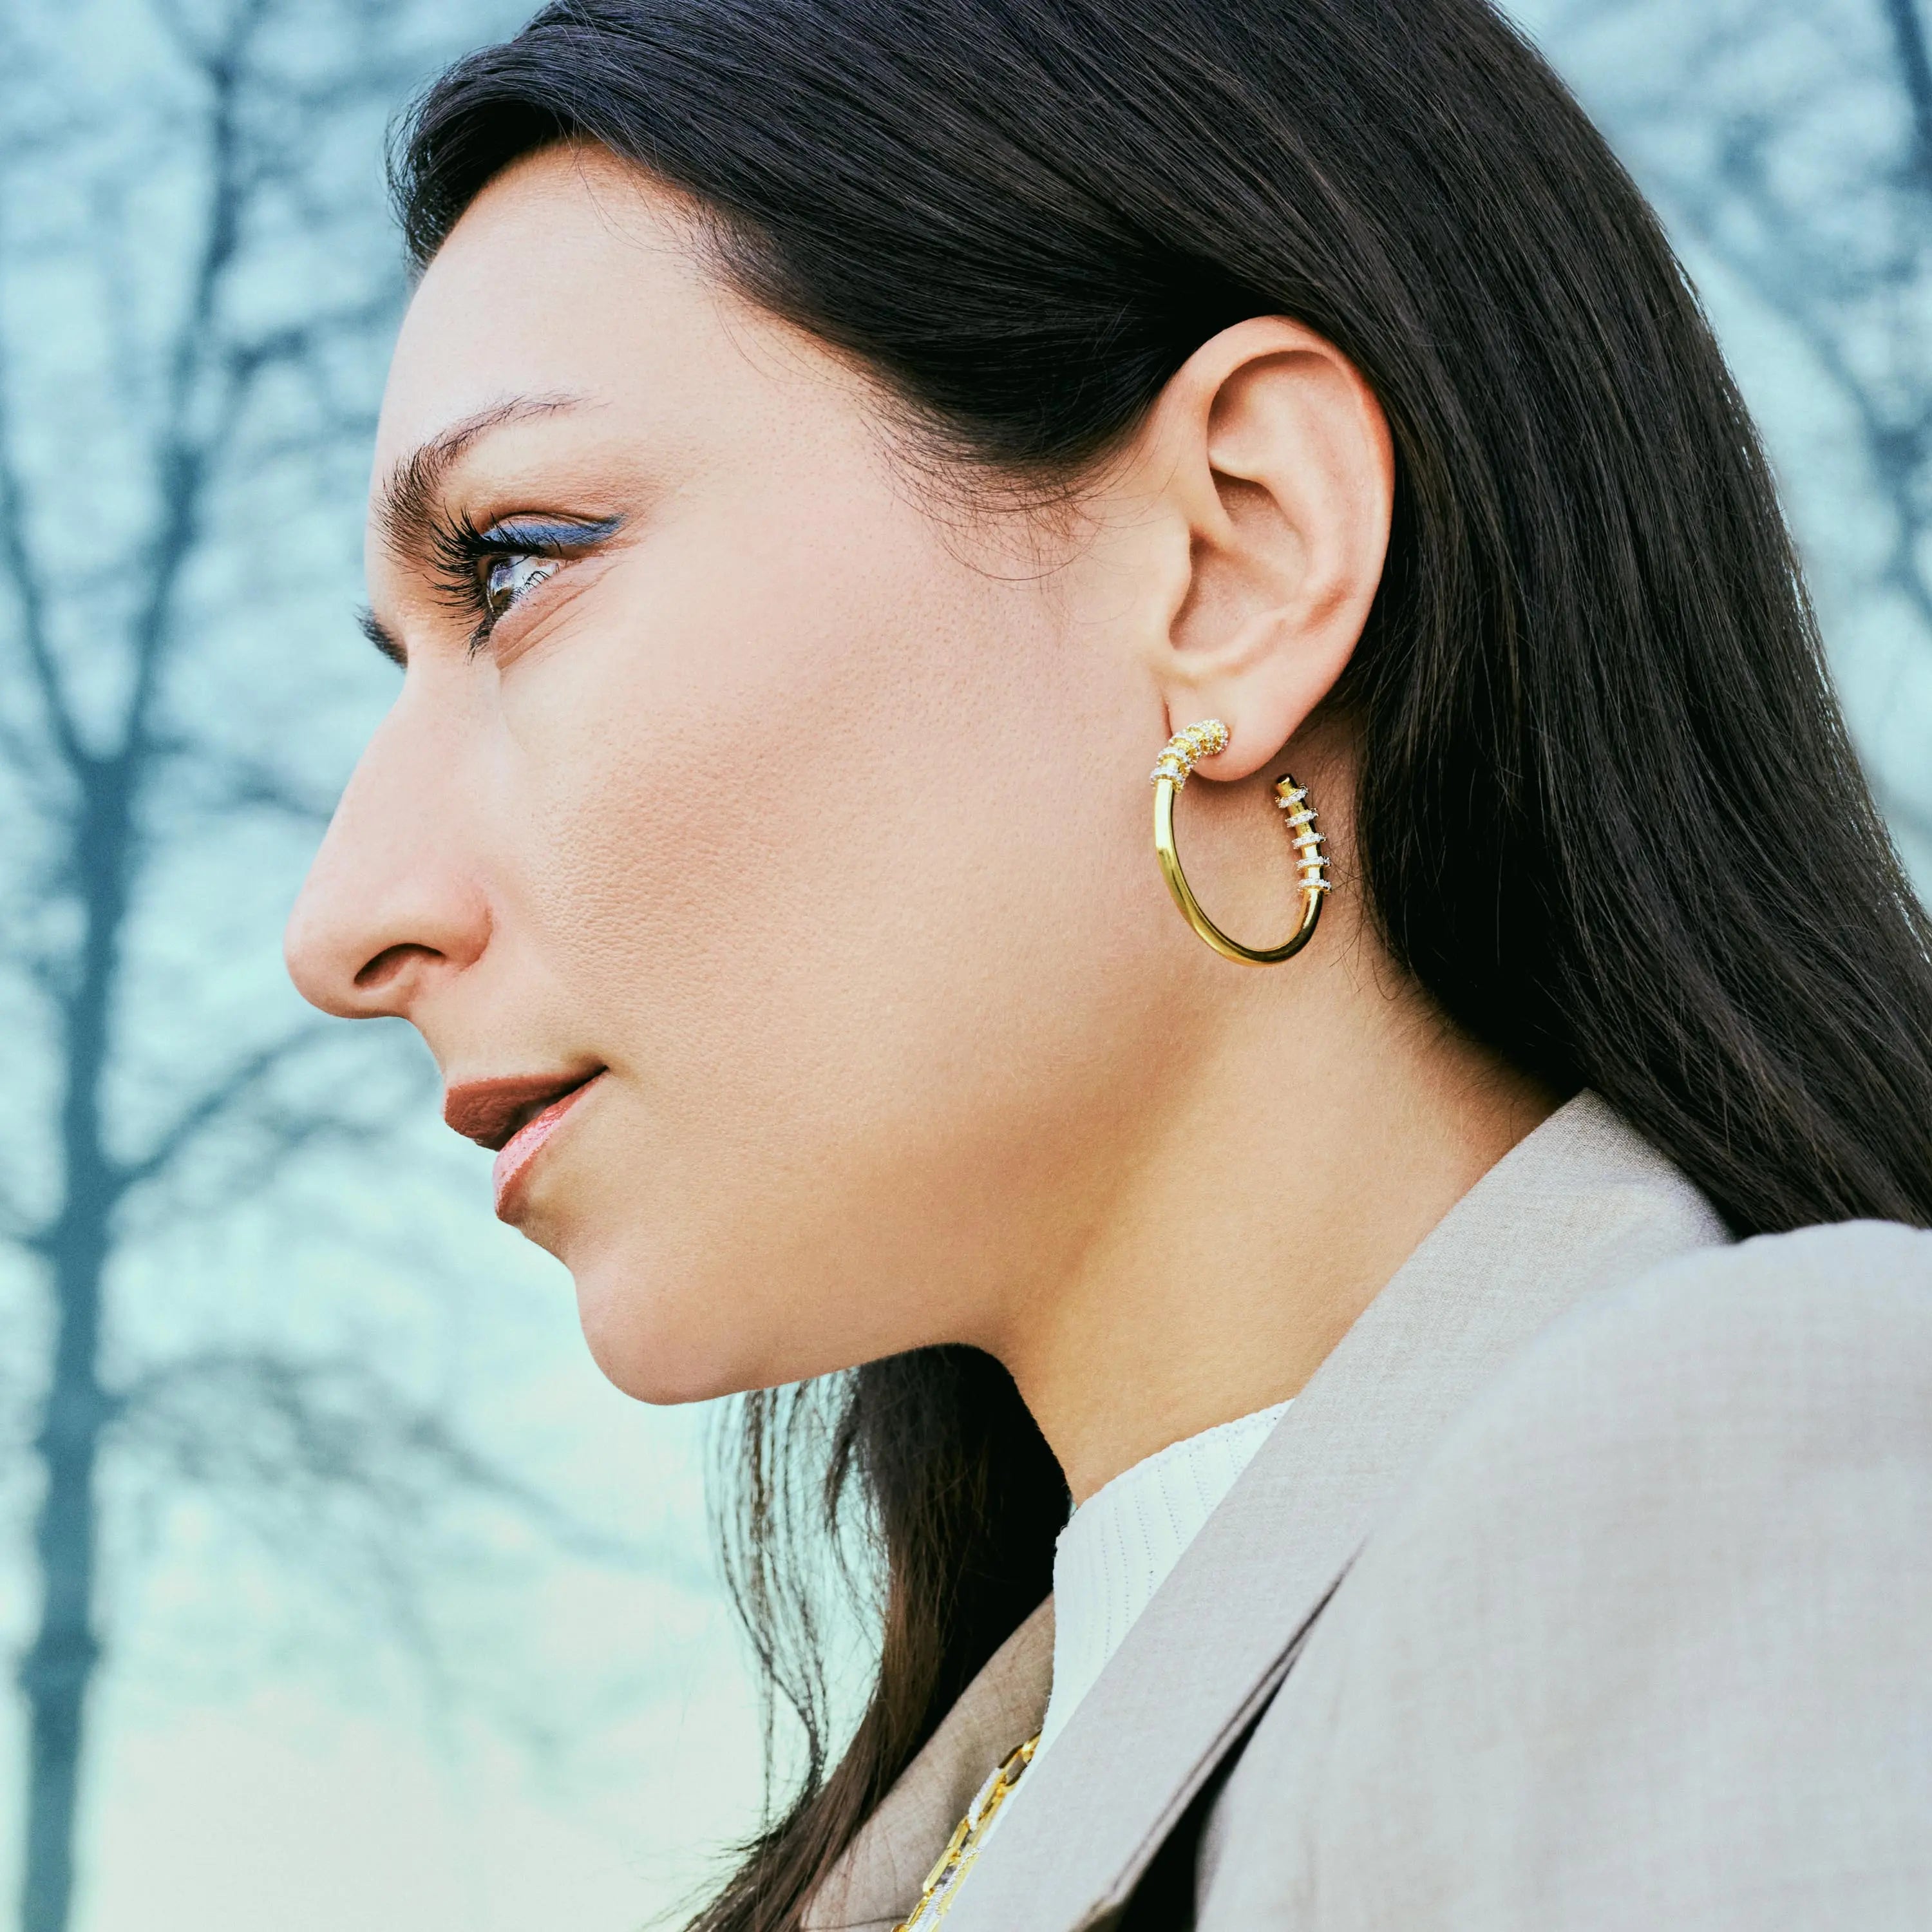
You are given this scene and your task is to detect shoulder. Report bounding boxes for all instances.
[1198,1222,1932,1929]
[1451,1216,1932,1485]
[1345,1216,1932,1694]
[1555,1213,1932,1365]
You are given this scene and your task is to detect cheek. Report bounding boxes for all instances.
[491,482,1179,1396]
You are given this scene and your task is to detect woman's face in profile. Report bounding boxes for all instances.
[285,146,1222,1403]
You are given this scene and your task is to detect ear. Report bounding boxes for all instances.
[1126,317,1393,782]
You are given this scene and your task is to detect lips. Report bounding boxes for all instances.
[444,1071,601,1151]
[444,1068,605,1218]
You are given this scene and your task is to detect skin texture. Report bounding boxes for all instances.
[285,146,1552,1502]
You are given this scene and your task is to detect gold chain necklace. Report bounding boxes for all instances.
[891,1732,1041,1930]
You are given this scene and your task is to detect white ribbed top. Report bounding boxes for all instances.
[1036,1398,1291,1759]
[918,1401,1291,1908]
[943,1398,1289,1892]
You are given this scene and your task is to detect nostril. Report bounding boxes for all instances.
[355,942,440,992]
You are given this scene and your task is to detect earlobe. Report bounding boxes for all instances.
[1136,317,1393,781]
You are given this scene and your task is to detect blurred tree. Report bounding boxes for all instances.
[1524,0,1932,867]
[0,3,599,1929]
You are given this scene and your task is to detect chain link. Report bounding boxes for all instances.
[891,1732,1041,1930]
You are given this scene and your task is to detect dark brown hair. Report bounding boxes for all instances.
[393,2,1932,1924]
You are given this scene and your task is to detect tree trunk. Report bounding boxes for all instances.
[18,1233,108,1932]
[17,766,131,1932]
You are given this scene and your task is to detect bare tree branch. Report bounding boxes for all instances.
[120,0,276,767]
[1882,0,1932,187]
[0,339,85,777]
[1659,162,1932,631]
[160,739,343,824]
[110,1018,346,1195]
[117,1349,673,1577]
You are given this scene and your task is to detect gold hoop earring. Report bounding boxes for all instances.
[1150,719,1329,965]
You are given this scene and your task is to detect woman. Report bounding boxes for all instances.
[283,0,1932,1925]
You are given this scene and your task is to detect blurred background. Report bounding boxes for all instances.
[0,2,1926,1929]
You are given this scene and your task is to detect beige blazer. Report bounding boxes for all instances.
[804,1092,1932,1930]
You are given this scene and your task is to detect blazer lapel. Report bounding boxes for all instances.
[803,1596,1055,1931]
[943,1091,1728,1932]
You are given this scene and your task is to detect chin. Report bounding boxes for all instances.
[569,1247,779,1406]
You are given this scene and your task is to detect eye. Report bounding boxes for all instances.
[424,510,623,655]
[482,550,562,618]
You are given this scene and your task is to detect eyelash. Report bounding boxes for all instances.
[426,509,620,654]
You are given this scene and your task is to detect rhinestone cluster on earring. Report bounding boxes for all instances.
[1274,781,1331,895]
[1149,717,1230,789]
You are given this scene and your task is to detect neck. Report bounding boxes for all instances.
[991,833,1555,1503]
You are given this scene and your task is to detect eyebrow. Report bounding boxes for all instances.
[361,392,588,667]
[374,392,587,563]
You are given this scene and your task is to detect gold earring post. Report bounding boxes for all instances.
[1150,720,1328,965]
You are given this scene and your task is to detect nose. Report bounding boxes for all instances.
[285,702,491,1023]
